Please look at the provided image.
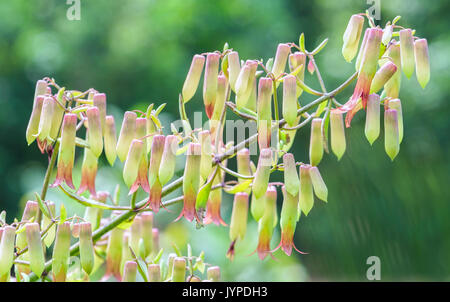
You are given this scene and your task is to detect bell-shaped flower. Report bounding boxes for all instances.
[182,54,205,103]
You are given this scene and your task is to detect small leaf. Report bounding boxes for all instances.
[224,179,252,194]
[289,63,304,78]
[172,243,182,257]
[154,103,166,116]
[392,15,401,25]
[196,168,218,210]
[59,204,67,224]
[194,257,205,274]
[136,259,149,282]
[152,248,164,264]
[299,33,306,52]
[222,53,229,79]
[265,57,274,72]
[311,38,328,55]
[176,143,189,156]
[34,192,51,219]
[150,114,162,130]
[117,217,135,230]
[0,210,6,225]
[113,185,120,206]
[146,104,154,117]
[223,42,229,52]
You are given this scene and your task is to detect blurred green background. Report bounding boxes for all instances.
[0,0,449,281]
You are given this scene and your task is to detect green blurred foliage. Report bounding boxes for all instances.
[0,0,449,281]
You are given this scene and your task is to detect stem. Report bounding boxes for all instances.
[130,191,137,209]
[37,141,59,223]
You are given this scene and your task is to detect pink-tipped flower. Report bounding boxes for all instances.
[104,115,117,166]
[210,75,228,143]
[49,91,67,140]
[299,165,314,216]
[246,76,258,112]
[172,257,186,282]
[337,28,383,127]
[178,143,201,222]
[414,39,430,89]
[0,226,16,282]
[207,266,221,282]
[36,96,55,152]
[26,95,45,145]
[204,169,227,226]
[93,93,107,134]
[342,14,365,62]
[122,261,137,282]
[384,108,400,161]
[387,98,403,143]
[182,54,205,103]
[370,61,398,94]
[140,212,154,257]
[227,192,249,260]
[116,111,137,162]
[203,52,220,118]
[289,51,306,97]
[77,146,98,196]
[105,227,124,280]
[399,29,415,79]
[330,111,346,160]
[227,51,241,92]
[272,43,291,79]
[254,186,277,260]
[283,153,300,196]
[34,79,48,100]
[365,94,381,145]
[52,222,71,282]
[309,166,328,202]
[158,135,178,186]
[79,222,95,275]
[235,60,258,109]
[382,43,402,98]
[282,75,298,127]
[199,130,213,181]
[309,118,324,166]
[148,263,161,282]
[147,135,165,211]
[257,77,273,149]
[123,139,144,191]
[136,118,148,153]
[53,113,77,189]
[86,106,103,158]
[252,148,272,200]
[25,223,45,278]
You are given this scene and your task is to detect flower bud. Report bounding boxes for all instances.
[309,166,328,202]
[104,115,117,166]
[16,201,39,250]
[282,75,298,127]
[289,52,306,97]
[25,223,45,278]
[246,77,257,112]
[172,257,186,282]
[330,111,346,160]
[34,79,48,99]
[342,14,364,62]
[370,61,398,94]
[135,118,148,154]
[228,51,240,92]
[77,147,98,196]
[52,222,71,282]
[255,186,277,260]
[117,111,137,162]
[36,96,55,151]
[122,261,137,282]
[0,226,16,282]
[272,43,290,79]
[123,139,144,190]
[307,59,315,74]
[106,227,124,280]
[229,192,249,244]
[147,263,161,282]
[235,60,258,109]
[283,153,299,196]
[210,75,228,144]
[182,54,205,103]
[384,109,400,161]
[257,77,273,149]
[414,38,430,89]
[93,93,107,134]
[388,98,403,143]
[53,113,77,189]
[236,148,252,194]
[204,170,227,226]
[365,94,381,145]
[382,43,402,98]
[26,96,45,145]
[299,165,314,216]
[207,266,221,282]
[148,135,165,211]
[140,212,153,257]
[199,130,213,181]
[128,119,150,195]
[203,52,220,118]
[86,106,103,158]
[399,29,415,79]
[158,135,178,185]
[309,118,323,166]
[178,143,201,222]
[252,148,272,200]
[79,222,95,275]
[41,201,56,247]
[277,186,299,256]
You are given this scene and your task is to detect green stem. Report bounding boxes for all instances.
[37,141,59,223]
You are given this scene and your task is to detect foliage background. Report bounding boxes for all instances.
[0,0,449,281]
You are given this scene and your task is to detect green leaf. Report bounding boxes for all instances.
[34,192,51,220]
[59,204,67,224]
[322,103,331,154]
[311,38,328,55]
[154,103,166,116]
[136,258,149,282]
[0,210,6,225]
[222,53,229,79]
[117,216,135,230]
[176,143,189,156]
[194,257,205,274]
[299,33,306,52]
[113,185,120,206]
[172,243,182,257]
[224,179,252,194]
[152,248,164,264]
[196,168,218,210]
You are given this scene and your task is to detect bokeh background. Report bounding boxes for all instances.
[0,0,449,281]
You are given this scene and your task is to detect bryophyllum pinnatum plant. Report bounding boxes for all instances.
[0,12,430,282]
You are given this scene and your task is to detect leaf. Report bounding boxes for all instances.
[238,107,258,118]
[196,168,218,210]
[176,143,189,156]
[34,192,51,219]
[136,258,149,282]
[289,64,304,78]
[152,248,164,264]
[223,42,229,52]
[154,103,166,116]
[187,244,192,259]
[322,104,331,154]
[221,53,229,79]
[59,204,67,224]
[224,179,252,194]
[265,57,274,72]
[299,33,306,52]
[172,243,182,257]
[0,210,6,225]
[146,104,154,117]
[117,216,135,230]
[113,185,120,206]
[194,257,205,274]
[150,114,162,130]
[311,38,328,55]
[392,15,401,24]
